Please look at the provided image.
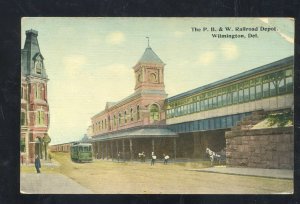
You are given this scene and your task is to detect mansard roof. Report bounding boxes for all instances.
[21,29,48,79]
[137,47,164,64]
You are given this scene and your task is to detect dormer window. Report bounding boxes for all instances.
[35,60,42,74]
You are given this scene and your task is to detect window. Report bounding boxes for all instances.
[238,89,244,103]
[215,117,221,129]
[200,100,204,111]
[270,81,277,96]
[286,69,293,92]
[124,111,127,123]
[150,104,159,121]
[232,114,240,126]
[209,118,214,130]
[244,88,249,102]
[227,92,232,105]
[21,86,23,99]
[212,96,217,108]
[232,91,238,104]
[263,82,269,97]
[199,120,203,130]
[21,111,26,125]
[20,138,25,152]
[278,78,286,94]
[286,76,293,92]
[222,94,227,106]
[114,115,116,126]
[130,108,133,121]
[184,105,188,114]
[197,101,200,112]
[137,106,140,120]
[208,98,213,109]
[217,95,222,107]
[203,119,209,130]
[255,84,262,99]
[105,119,107,129]
[250,86,255,100]
[36,110,45,125]
[221,117,227,129]
[35,60,42,74]
[119,113,122,125]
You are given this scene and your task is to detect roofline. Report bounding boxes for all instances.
[91,125,173,138]
[167,56,294,102]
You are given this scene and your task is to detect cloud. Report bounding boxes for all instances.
[220,42,239,60]
[106,31,125,45]
[197,51,216,65]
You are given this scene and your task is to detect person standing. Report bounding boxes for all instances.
[117,152,121,162]
[164,154,170,165]
[151,152,156,166]
[34,154,41,173]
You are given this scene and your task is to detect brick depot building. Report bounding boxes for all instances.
[89,45,178,160]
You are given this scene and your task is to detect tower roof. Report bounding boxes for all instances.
[21,29,48,79]
[138,47,164,64]
[24,29,40,59]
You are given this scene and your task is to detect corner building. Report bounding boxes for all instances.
[90,46,178,160]
[21,30,50,163]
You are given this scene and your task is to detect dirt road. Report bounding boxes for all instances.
[21,152,293,194]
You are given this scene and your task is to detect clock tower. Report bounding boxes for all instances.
[133,44,166,93]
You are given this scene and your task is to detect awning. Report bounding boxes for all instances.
[90,126,178,142]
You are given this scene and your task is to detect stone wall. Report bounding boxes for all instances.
[225,127,293,169]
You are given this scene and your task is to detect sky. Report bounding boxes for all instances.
[21,18,294,145]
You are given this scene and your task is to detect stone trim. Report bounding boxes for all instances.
[225,126,293,139]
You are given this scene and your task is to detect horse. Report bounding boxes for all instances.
[206,147,225,166]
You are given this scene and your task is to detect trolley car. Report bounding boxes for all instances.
[70,142,93,162]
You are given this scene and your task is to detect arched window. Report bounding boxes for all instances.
[119,113,122,125]
[124,111,127,123]
[105,119,107,129]
[137,105,140,120]
[113,115,116,127]
[130,108,133,121]
[150,104,159,121]
[35,60,42,74]
[35,84,41,99]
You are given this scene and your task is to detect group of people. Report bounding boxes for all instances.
[149,152,169,165]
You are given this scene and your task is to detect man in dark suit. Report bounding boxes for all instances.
[34,154,41,173]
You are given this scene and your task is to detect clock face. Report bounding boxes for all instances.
[150,73,157,83]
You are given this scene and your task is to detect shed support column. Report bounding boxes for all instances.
[122,139,125,161]
[106,142,108,160]
[97,142,100,159]
[173,138,177,161]
[129,139,133,160]
[101,142,104,160]
[116,140,119,154]
[152,138,155,153]
[110,141,113,161]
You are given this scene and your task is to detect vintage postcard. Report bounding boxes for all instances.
[20,17,294,194]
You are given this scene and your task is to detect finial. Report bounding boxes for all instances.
[146,36,150,47]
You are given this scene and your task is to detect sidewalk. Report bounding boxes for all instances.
[188,166,293,179]
[20,173,93,194]
[21,159,60,167]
